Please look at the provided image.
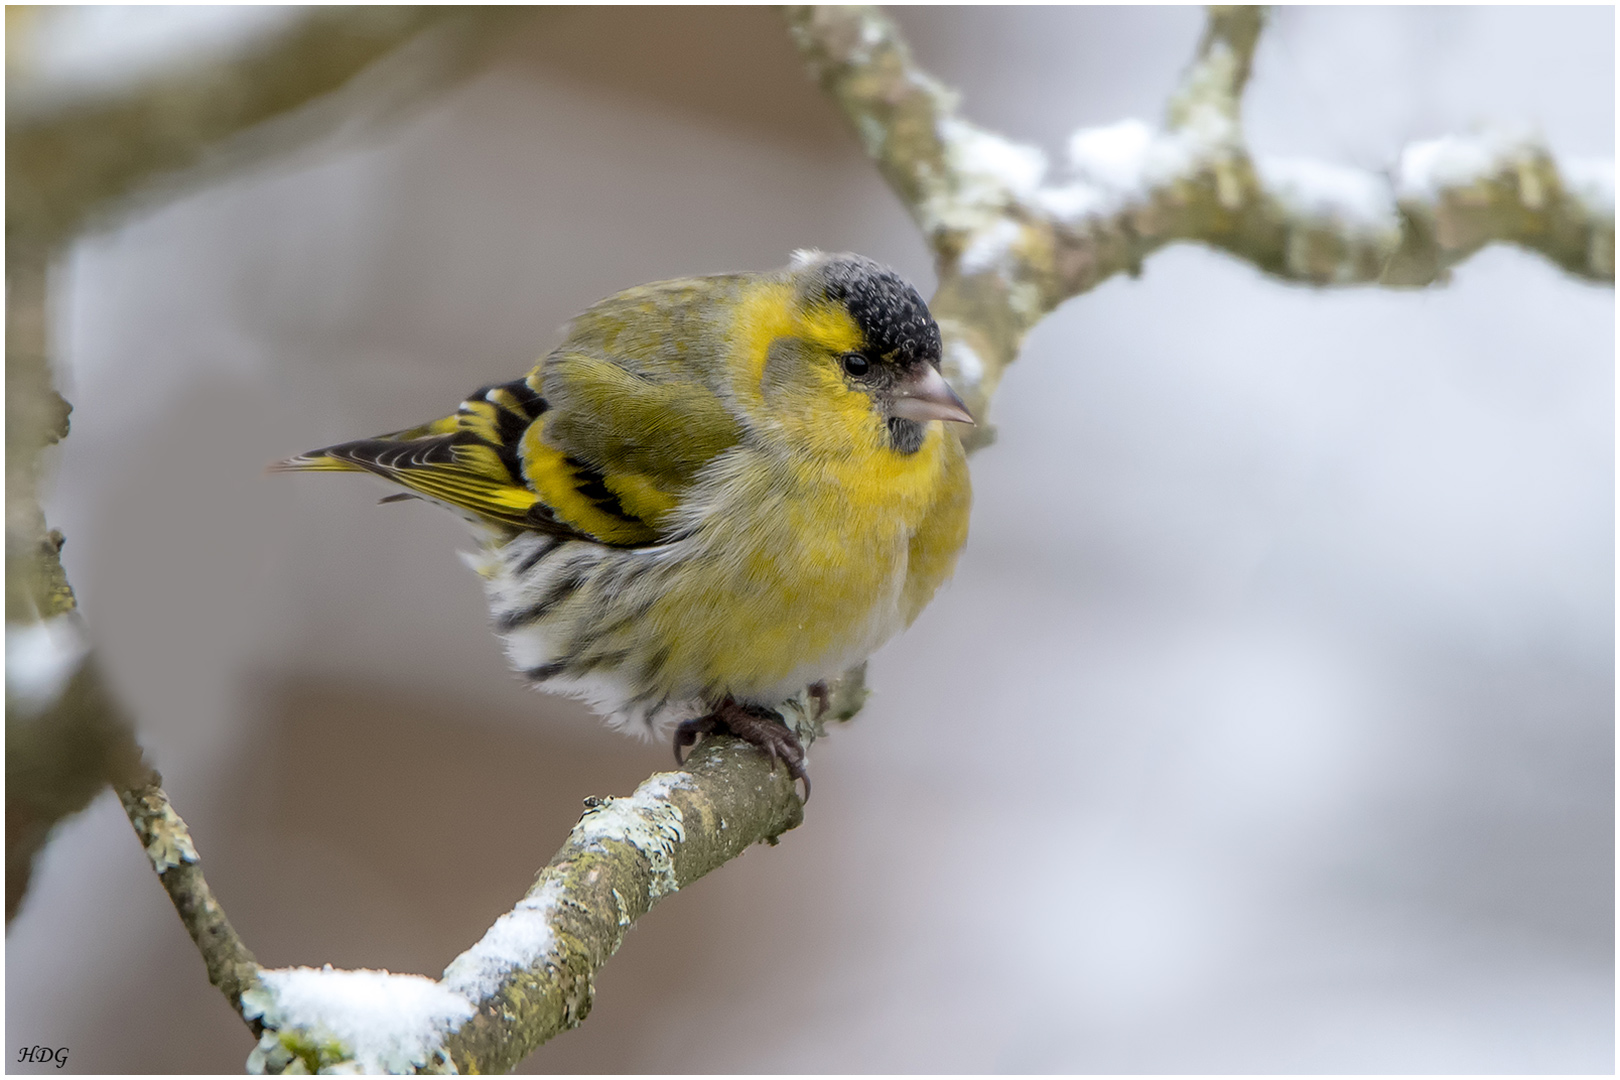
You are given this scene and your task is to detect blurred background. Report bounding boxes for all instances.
[7,6,1613,1072]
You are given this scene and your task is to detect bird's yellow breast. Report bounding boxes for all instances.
[611,279,973,697]
[639,412,965,699]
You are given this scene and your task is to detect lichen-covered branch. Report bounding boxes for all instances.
[119,774,266,1019]
[444,732,804,1070]
[784,4,1615,431]
[240,674,869,1074]
[434,724,815,1073]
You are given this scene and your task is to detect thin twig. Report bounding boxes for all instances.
[117,773,266,1025]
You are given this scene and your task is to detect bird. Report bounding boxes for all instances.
[275,251,973,799]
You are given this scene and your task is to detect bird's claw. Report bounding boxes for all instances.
[672,715,717,766]
[670,700,810,803]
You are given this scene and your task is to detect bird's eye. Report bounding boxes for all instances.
[841,352,870,377]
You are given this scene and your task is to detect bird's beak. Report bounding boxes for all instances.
[888,364,975,424]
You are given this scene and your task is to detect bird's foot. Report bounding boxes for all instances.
[674,699,810,803]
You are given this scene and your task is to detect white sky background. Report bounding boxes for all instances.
[9,6,1614,1073]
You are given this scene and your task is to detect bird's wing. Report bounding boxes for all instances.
[273,376,597,539]
[277,277,749,545]
[518,277,747,542]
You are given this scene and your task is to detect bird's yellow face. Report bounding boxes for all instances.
[729,254,973,464]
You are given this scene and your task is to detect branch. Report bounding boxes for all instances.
[238,674,871,1075]
[784,5,1615,430]
[7,239,247,994]
[4,243,153,922]
[118,774,266,1019]
[5,7,498,252]
[106,648,860,1075]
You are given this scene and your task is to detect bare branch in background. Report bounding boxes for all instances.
[5,5,502,928]
[783,4,1615,433]
[5,245,151,921]
[6,7,494,252]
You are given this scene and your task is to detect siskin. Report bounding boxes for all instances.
[276,252,973,797]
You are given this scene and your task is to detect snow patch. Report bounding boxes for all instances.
[1031,183,1111,224]
[6,615,90,714]
[1395,131,1533,201]
[1068,120,1157,193]
[441,877,565,1003]
[958,219,1023,276]
[1065,119,1208,208]
[1563,158,1616,218]
[1257,157,1398,232]
[940,117,1048,202]
[946,338,985,389]
[243,967,475,1074]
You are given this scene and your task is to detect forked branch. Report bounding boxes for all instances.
[785,4,1614,429]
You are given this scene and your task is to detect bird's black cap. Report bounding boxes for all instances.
[811,254,942,369]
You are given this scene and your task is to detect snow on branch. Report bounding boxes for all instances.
[115,682,862,1074]
[236,701,837,1073]
[784,4,1615,429]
